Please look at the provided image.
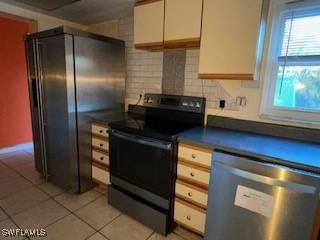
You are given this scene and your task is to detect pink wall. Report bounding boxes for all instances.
[0,16,32,148]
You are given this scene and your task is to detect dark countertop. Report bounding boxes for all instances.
[84,109,128,125]
[178,126,320,174]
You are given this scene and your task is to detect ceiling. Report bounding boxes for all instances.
[0,0,135,25]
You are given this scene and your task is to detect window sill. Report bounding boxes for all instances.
[259,113,320,128]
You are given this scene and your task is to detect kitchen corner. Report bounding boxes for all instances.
[175,115,320,239]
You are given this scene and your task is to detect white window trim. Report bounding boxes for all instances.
[260,0,320,126]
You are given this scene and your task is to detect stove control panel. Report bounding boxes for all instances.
[143,94,205,113]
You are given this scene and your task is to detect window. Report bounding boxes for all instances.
[261,0,320,124]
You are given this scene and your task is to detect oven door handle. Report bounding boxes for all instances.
[111,131,172,150]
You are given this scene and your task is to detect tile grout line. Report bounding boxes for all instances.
[0,151,104,239]
[145,231,155,240]
[1,152,174,240]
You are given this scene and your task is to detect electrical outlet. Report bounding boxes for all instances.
[236,96,248,106]
[219,100,226,109]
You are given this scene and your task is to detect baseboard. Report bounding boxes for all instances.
[0,142,34,154]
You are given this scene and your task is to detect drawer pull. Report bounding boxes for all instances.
[188,192,193,197]
[186,216,191,221]
[99,130,103,133]
[99,144,104,147]
[191,154,196,159]
[100,157,104,161]
[190,172,195,177]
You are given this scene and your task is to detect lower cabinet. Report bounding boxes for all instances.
[91,123,110,186]
[174,143,212,235]
[92,164,110,185]
[174,198,206,235]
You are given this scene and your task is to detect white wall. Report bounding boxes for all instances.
[87,20,119,38]
[0,2,86,31]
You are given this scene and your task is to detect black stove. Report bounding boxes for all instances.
[110,94,205,141]
[108,94,205,235]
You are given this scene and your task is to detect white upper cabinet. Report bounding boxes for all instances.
[164,0,203,47]
[199,0,265,80]
[134,0,165,49]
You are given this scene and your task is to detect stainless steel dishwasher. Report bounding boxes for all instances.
[205,151,320,240]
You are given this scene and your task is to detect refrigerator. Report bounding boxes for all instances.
[25,26,125,193]
[205,151,320,240]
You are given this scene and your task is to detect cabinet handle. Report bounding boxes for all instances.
[100,144,104,147]
[186,216,191,221]
[99,130,103,133]
[188,192,192,197]
[190,172,195,177]
[100,157,104,161]
[192,154,196,159]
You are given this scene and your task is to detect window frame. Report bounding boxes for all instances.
[260,0,320,125]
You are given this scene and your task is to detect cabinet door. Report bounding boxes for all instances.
[164,0,203,47]
[134,0,164,49]
[199,0,264,80]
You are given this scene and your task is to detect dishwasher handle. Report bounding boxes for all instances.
[218,163,317,195]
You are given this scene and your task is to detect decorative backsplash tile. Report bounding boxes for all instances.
[162,49,186,95]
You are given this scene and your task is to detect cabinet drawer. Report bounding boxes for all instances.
[92,137,109,152]
[174,198,206,235]
[92,150,109,166]
[178,144,212,168]
[177,162,210,187]
[175,180,208,208]
[92,124,108,138]
[92,165,110,185]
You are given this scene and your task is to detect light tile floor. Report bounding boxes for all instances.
[0,150,203,240]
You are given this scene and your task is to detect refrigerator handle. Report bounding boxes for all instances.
[31,78,38,107]
[34,39,48,180]
[218,163,317,195]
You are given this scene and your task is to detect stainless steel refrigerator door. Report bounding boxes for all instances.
[36,34,79,191]
[205,151,320,240]
[25,39,45,175]
[74,36,125,192]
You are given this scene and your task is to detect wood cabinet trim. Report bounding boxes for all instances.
[163,38,200,48]
[175,197,206,213]
[92,159,109,168]
[92,161,109,171]
[176,179,208,194]
[92,122,108,128]
[135,0,163,7]
[92,134,109,140]
[178,159,211,173]
[177,175,209,190]
[178,157,211,171]
[175,193,207,209]
[174,220,204,236]
[134,42,164,50]
[179,143,213,153]
[92,146,109,154]
[92,148,109,156]
[198,73,254,80]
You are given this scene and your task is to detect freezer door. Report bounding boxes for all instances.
[205,151,320,240]
[36,34,79,191]
[74,36,125,192]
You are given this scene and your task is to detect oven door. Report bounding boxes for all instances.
[109,130,173,210]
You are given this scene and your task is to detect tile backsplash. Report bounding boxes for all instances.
[118,15,237,111]
[162,49,186,95]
